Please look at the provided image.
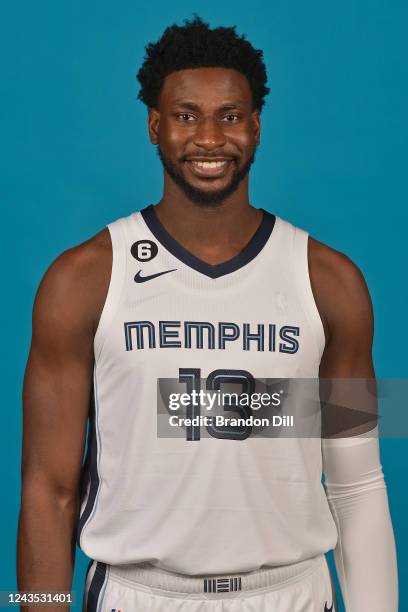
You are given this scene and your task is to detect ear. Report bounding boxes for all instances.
[148,108,160,145]
[252,109,261,146]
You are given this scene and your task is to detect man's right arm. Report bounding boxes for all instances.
[17,230,111,610]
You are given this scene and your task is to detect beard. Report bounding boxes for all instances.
[157,146,256,207]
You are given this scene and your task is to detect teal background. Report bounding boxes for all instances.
[1,1,406,610]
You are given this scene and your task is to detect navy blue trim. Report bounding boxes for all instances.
[140,205,275,279]
[86,562,107,612]
[76,380,99,546]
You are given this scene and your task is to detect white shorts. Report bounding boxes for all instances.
[82,554,338,612]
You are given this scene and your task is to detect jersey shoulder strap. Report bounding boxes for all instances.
[94,215,128,359]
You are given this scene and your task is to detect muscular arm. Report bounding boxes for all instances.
[309,238,398,611]
[17,230,111,610]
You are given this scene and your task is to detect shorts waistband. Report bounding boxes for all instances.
[104,554,325,595]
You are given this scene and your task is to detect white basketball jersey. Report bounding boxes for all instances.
[76,205,338,574]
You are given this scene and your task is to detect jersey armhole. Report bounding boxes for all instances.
[93,218,127,361]
[291,226,326,362]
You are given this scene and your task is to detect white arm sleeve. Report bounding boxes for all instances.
[322,427,398,612]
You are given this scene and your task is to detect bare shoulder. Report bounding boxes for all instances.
[308,236,369,295]
[33,227,112,338]
[308,236,373,343]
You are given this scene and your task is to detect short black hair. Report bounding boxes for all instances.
[137,16,270,112]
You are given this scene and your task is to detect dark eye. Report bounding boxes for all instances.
[177,113,196,121]
[222,114,240,122]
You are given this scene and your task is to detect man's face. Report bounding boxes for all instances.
[148,67,260,206]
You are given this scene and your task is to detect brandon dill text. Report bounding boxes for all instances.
[168,415,294,428]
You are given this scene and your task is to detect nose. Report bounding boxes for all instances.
[192,116,227,150]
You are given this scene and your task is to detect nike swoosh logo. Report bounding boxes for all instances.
[324,603,333,612]
[134,269,176,283]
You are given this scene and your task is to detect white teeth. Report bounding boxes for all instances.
[192,161,227,169]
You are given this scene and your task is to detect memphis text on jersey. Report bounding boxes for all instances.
[124,320,300,352]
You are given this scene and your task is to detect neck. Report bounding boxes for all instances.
[153,175,263,265]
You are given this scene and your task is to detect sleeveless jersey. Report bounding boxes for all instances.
[76,204,338,574]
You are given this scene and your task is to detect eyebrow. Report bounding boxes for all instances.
[172,101,245,111]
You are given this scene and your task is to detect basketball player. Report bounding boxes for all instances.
[18,17,398,612]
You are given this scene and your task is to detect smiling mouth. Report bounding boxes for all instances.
[185,158,233,178]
